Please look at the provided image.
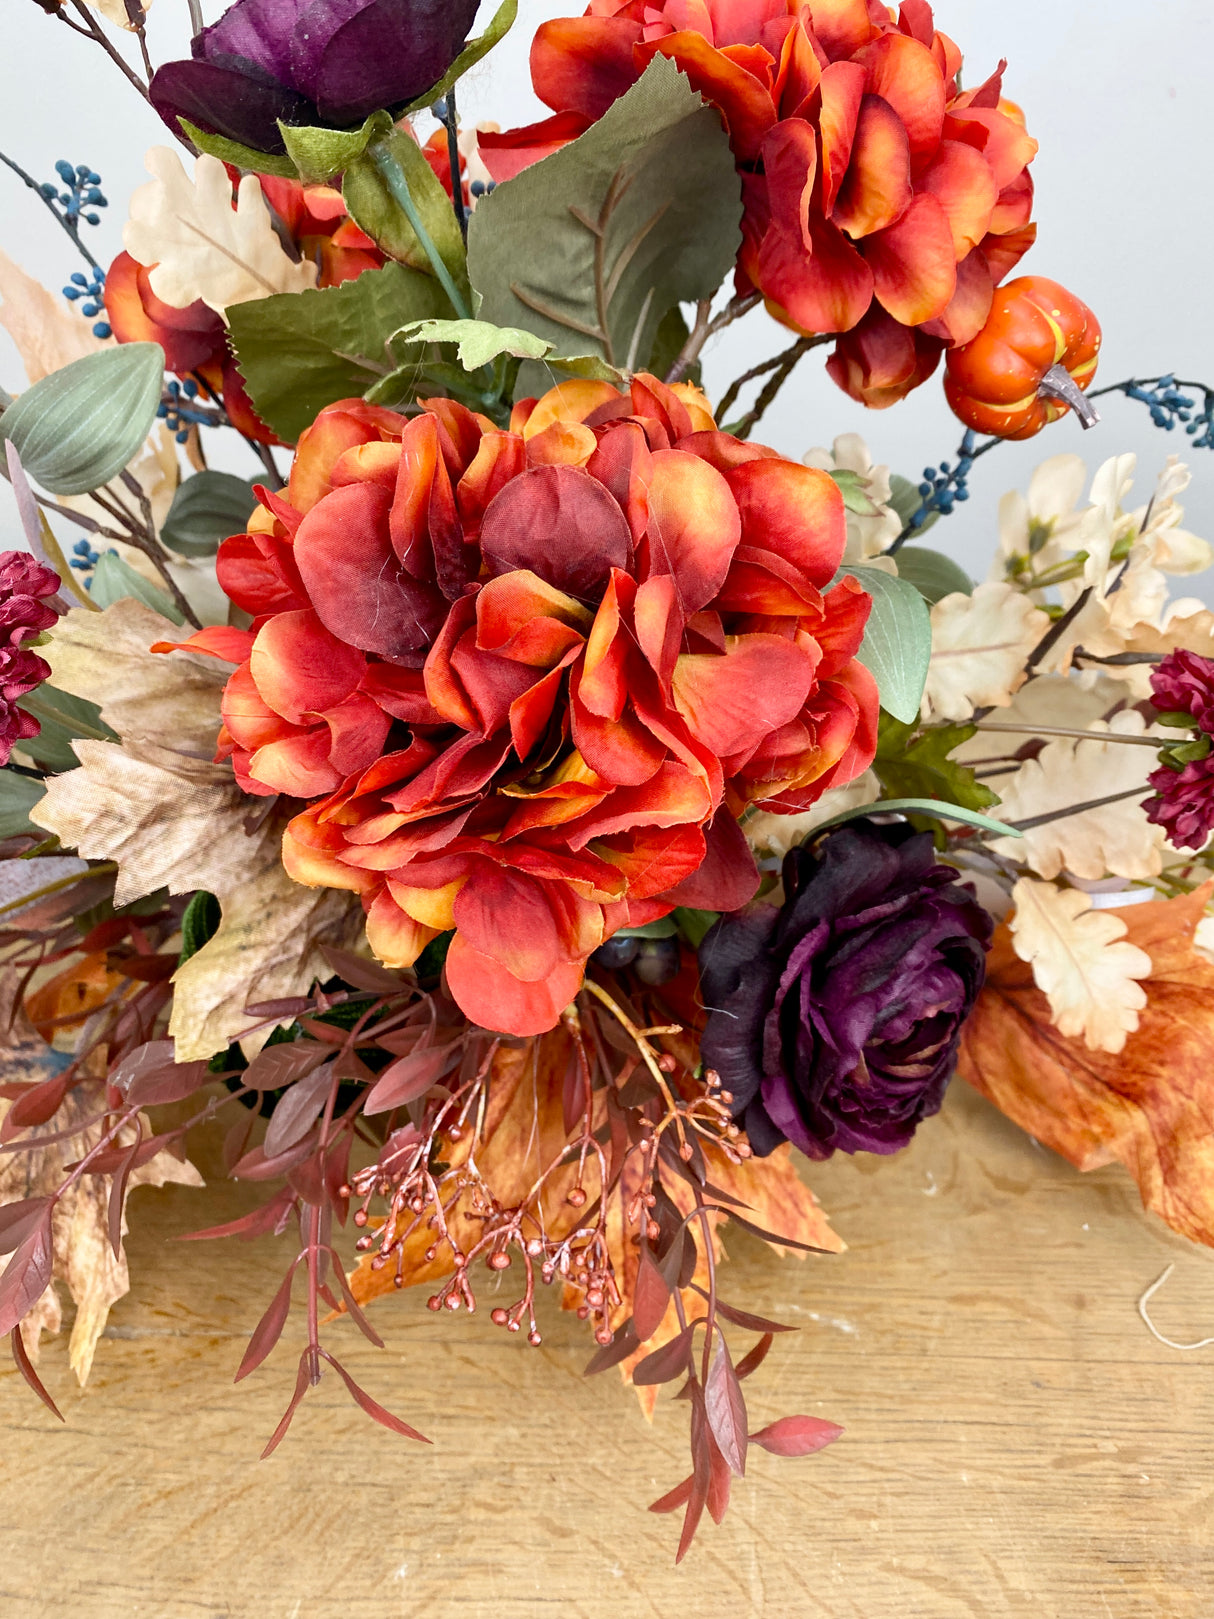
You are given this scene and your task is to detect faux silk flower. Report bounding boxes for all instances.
[159,374,880,1036]
[485,0,1038,407]
[149,0,481,155]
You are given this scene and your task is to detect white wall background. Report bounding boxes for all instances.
[3,0,1213,595]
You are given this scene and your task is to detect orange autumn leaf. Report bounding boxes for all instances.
[957,882,1214,1248]
[25,951,129,1039]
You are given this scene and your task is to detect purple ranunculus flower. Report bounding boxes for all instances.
[698,819,993,1161]
[150,0,482,156]
[1145,754,1214,851]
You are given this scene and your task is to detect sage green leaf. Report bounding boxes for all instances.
[874,716,997,815]
[829,467,881,517]
[845,563,932,725]
[88,552,183,624]
[647,304,699,387]
[673,907,718,949]
[0,770,47,839]
[343,130,470,307]
[226,261,450,441]
[161,471,259,558]
[391,317,622,381]
[888,472,939,537]
[16,683,115,774]
[811,797,1021,839]
[466,56,741,371]
[894,545,974,604]
[177,120,297,178]
[401,0,519,115]
[179,890,221,964]
[614,917,679,940]
[0,345,164,497]
[280,112,393,186]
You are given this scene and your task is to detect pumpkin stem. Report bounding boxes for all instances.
[1038,362,1100,429]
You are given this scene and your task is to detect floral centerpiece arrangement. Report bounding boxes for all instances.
[3,0,1214,1561]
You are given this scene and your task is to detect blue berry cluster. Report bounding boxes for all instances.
[1116,376,1214,452]
[69,538,104,574]
[910,429,977,529]
[468,179,497,199]
[157,378,214,445]
[40,160,107,229]
[62,266,110,339]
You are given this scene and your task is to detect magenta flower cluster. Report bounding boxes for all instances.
[0,551,61,767]
[1145,649,1214,851]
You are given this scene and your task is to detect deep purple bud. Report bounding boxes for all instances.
[699,820,993,1161]
[150,0,481,155]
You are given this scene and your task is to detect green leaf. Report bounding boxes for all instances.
[887,473,939,537]
[466,56,742,372]
[16,683,114,774]
[874,716,997,815]
[226,261,451,441]
[673,907,718,949]
[161,471,259,558]
[647,305,699,387]
[894,546,973,604]
[390,317,622,381]
[0,345,164,497]
[844,563,931,725]
[180,890,221,964]
[615,917,679,940]
[178,119,297,178]
[343,130,469,307]
[88,552,183,623]
[0,770,47,839]
[828,468,880,517]
[279,111,392,186]
[811,797,1021,839]
[400,0,519,115]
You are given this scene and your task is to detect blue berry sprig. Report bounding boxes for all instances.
[909,431,977,529]
[1091,375,1214,452]
[0,149,107,273]
[61,266,111,340]
[69,538,104,574]
[157,379,220,445]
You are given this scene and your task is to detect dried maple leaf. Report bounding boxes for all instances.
[957,883,1214,1248]
[922,581,1049,722]
[1007,879,1151,1054]
[124,149,317,317]
[34,601,364,1059]
[0,978,202,1383]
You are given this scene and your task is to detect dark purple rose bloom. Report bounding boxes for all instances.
[699,820,993,1161]
[1145,754,1214,850]
[1149,648,1214,735]
[150,0,481,155]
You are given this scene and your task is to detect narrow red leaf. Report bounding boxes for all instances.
[107,1126,143,1258]
[749,1414,844,1456]
[705,1430,732,1525]
[632,1246,672,1342]
[0,1212,54,1337]
[262,1064,334,1157]
[583,1318,638,1376]
[362,1044,456,1115]
[319,1350,430,1442]
[10,1325,63,1422]
[689,1286,795,1336]
[720,1208,835,1253]
[320,946,407,994]
[178,1187,296,1242]
[0,1196,53,1257]
[76,1133,176,1176]
[677,1391,712,1565]
[243,1042,328,1092]
[705,1335,748,1477]
[222,1112,256,1176]
[126,1060,210,1108]
[1,1072,69,1137]
[734,1332,774,1382]
[632,1321,698,1386]
[649,1474,694,1515]
[246,995,313,1019]
[235,1262,298,1382]
[260,1348,312,1458]
[325,1251,385,1349]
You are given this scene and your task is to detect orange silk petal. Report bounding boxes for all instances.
[919,138,999,259]
[859,32,945,170]
[364,888,439,969]
[831,93,912,239]
[444,935,584,1036]
[864,189,957,325]
[671,634,815,757]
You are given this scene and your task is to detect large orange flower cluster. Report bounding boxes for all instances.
[483,0,1038,408]
[162,375,878,1035]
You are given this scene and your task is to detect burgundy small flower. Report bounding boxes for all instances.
[150,0,481,156]
[1145,755,1214,851]
[1150,648,1214,735]
[699,820,992,1160]
[0,551,61,648]
[0,644,51,767]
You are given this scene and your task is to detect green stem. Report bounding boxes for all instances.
[370,141,470,320]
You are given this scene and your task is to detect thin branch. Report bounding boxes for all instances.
[714,348,789,425]
[664,300,711,385]
[62,1,150,102]
[0,150,102,273]
[443,86,467,245]
[973,721,1164,749]
[730,334,829,440]
[995,785,1150,835]
[665,291,760,385]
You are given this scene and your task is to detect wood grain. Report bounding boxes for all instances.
[1,1080,1211,1618]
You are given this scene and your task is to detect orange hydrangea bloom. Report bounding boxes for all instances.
[483,0,1038,407]
[159,375,878,1035]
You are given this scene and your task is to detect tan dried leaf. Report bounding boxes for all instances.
[0,247,107,384]
[921,582,1049,722]
[1008,879,1151,1054]
[124,148,318,317]
[987,710,1165,880]
[85,0,152,28]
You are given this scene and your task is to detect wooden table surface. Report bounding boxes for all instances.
[1,1080,1211,1618]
